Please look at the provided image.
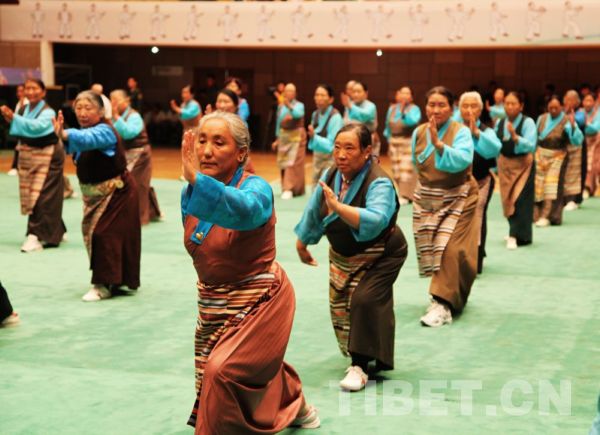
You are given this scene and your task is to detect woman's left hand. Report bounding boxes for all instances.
[0,105,14,122]
[428,116,443,150]
[181,129,198,184]
[319,180,339,215]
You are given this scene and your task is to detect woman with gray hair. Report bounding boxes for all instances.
[563,89,585,210]
[459,91,501,273]
[181,111,319,432]
[110,89,163,225]
[54,90,141,302]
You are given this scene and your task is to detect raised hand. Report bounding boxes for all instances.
[204,104,213,115]
[469,116,480,138]
[567,109,576,127]
[181,129,198,184]
[296,239,317,266]
[307,124,315,138]
[0,105,14,123]
[169,99,179,112]
[53,110,66,140]
[428,116,441,149]
[318,180,339,215]
[506,121,517,139]
[340,92,350,108]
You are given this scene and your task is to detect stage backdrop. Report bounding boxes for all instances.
[1,0,599,48]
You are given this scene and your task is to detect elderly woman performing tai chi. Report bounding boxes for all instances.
[295,122,408,392]
[180,111,319,433]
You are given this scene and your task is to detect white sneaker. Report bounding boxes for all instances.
[339,365,368,391]
[61,233,68,243]
[420,302,452,327]
[82,285,111,302]
[7,168,17,176]
[21,234,43,253]
[564,201,579,211]
[399,196,410,206]
[281,190,293,200]
[583,189,590,200]
[506,236,518,250]
[290,405,321,429]
[535,218,550,227]
[1,312,20,327]
[70,191,79,199]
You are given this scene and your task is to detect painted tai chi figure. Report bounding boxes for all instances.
[562,1,583,39]
[329,6,349,42]
[218,6,243,42]
[184,5,203,41]
[367,5,394,42]
[409,4,429,43]
[150,5,170,40]
[490,2,509,41]
[445,3,475,42]
[86,4,105,40]
[31,2,44,39]
[119,5,135,40]
[58,3,72,39]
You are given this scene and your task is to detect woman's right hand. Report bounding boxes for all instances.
[271,139,278,151]
[52,110,66,140]
[296,239,317,266]
[181,129,198,185]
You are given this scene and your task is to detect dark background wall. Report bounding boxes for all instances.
[53,44,600,149]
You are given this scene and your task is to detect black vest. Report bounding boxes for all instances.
[74,122,126,184]
[312,107,340,140]
[16,103,59,148]
[496,116,530,157]
[322,161,399,257]
[121,109,149,150]
[472,124,497,181]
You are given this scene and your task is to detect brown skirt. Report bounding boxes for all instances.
[421,180,478,313]
[191,262,304,434]
[18,142,66,245]
[329,228,407,370]
[84,173,141,289]
[388,136,416,200]
[278,128,306,196]
[126,146,162,225]
[498,153,534,218]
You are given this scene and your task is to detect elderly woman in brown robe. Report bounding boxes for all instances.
[272,83,306,199]
[494,91,537,249]
[181,112,318,433]
[533,95,583,227]
[54,91,141,302]
[295,123,407,392]
[1,78,66,252]
[411,86,477,328]
[110,89,162,225]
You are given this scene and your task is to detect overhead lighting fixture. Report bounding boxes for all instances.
[376,49,383,57]
[151,46,159,54]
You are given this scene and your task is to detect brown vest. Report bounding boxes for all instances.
[184,172,276,285]
[75,121,127,185]
[279,102,304,130]
[388,104,418,138]
[414,121,472,189]
[321,160,399,257]
[122,108,149,150]
[537,114,569,151]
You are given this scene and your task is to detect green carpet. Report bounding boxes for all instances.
[0,173,598,435]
